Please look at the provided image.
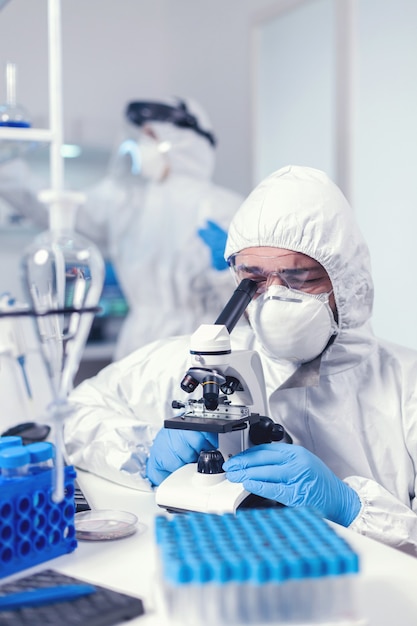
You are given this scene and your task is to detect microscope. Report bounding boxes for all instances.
[155,279,292,514]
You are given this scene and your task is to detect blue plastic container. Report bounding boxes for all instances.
[0,446,30,478]
[0,465,77,579]
[26,441,55,473]
[0,436,23,451]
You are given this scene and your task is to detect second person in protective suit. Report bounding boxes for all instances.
[75,96,244,360]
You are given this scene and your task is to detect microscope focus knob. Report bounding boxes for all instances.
[197,449,225,475]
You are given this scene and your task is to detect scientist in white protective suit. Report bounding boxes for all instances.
[74,97,244,360]
[64,165,417,557]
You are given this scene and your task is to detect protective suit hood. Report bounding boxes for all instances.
[225,165,374,334]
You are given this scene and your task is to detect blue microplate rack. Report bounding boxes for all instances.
[155,507,362,625]
[0,466,77,579]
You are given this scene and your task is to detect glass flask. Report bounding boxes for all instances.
[0,62,36,163]
[21,190,105,501]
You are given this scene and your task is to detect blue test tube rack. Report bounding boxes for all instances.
[0,465,77,579]
[155,507,361,625]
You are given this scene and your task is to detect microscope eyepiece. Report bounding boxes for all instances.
[214,278,258,333]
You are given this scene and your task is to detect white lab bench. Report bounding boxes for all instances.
[3,469,417,625]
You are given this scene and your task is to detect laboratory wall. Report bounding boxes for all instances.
[253,0,417,350]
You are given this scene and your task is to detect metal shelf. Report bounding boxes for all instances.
[0,127,54,142]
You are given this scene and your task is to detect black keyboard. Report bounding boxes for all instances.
[73,479,91,513]
[0,569,145,626]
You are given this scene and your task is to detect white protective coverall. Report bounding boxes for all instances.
[73,97,244,360]
[64,165,417,556]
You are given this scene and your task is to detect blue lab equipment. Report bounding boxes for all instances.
[0,445,30,478]
[0,435,23,450]
[155,507,360,625]
[26,441,55,473]
[0,583,96,611]
[0,465,77,578]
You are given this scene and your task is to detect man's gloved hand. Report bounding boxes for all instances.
[146,428,218,486]
[197,220,228,271]
[223,443,361,527]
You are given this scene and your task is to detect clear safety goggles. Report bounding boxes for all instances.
[228,253,332,295]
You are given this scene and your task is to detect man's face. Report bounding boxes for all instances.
[229,246,337,319]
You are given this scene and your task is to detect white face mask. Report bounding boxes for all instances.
[247,284,338,363]
[137,135,170,181]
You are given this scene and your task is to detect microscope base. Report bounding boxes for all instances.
[155,463,250,514]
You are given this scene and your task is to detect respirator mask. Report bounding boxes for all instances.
[247,284,338,363]
[115,133,171,182]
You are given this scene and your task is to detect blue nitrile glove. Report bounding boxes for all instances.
[146,427,218,486]
[223,443,361,527]
[197,220,228,270]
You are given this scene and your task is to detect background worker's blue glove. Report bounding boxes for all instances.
[146,427,218,486]
[223,443,361,527]
[197,220,228,270]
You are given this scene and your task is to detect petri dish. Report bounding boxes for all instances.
[74,509,145,541]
